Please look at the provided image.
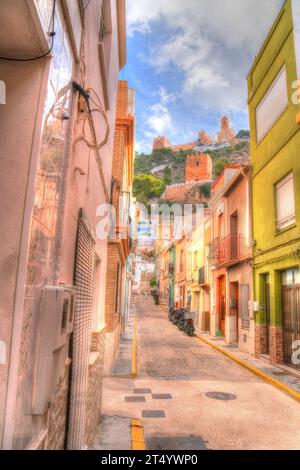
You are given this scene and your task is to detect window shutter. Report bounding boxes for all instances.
[276,173,295,230]
[256,67,288,142]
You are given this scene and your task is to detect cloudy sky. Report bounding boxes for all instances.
[124,0,284,153]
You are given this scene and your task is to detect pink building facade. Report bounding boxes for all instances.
[209,167,254,354]
[0,0,126,450]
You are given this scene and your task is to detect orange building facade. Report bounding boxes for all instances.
[104,81,135,373]
[185,153,213,182]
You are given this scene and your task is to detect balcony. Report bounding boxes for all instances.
[208,234,252,268]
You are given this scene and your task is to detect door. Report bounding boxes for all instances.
[219,276,226,336]
[282,269,300,369]
[265,275,271,355]
[230,282,239,341]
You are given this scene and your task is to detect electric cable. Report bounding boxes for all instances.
[82,0,92,11]
[0,0,56,62]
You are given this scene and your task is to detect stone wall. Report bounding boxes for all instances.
[84,328,106,448]
[270,326,283,365]
[255,324,284,365]
[47,362,70,450]
[255,325,267,356]
[162,182,210,203]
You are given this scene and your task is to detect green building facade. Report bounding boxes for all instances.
[248,0,300,367]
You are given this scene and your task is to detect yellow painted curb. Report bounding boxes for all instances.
[131,419,146,451]
[131,305,137,378]
[196,334,300,404]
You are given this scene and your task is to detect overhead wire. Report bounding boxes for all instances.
[0,0,57,62]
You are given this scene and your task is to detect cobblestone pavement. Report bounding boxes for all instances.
[100,295,300,450]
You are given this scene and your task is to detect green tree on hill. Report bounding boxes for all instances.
[214,158,231,177]
[163,167,172,186]
[133,174,165,206]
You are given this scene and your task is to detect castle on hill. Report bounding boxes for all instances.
[162,152,213,203]
[153,116,236,152]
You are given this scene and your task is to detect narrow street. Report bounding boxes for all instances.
[101,295,300,451]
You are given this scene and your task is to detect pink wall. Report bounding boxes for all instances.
[0,0,124,448]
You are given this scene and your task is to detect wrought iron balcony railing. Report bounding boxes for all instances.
[208,234,252,267]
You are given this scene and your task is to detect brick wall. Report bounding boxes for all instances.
[111,129,126,223]
[116,81,129,117]
[105,243,122,333]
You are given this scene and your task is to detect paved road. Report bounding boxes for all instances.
[101,295,300,450]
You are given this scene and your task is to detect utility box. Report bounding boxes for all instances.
[30,286,75,415]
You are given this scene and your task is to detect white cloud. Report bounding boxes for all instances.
[127,0,284,111]
[145,87,173,135]
[147,103,172,134]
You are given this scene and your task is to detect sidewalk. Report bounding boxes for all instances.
[112,306,135,377]
[195,329,300,403]
[90,306,137,451]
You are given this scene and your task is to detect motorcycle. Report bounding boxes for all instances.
[168,307,195,337]
[151,288,160,305]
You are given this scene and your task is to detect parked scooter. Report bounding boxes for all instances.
[151,288,160,305]
[168,307,195,336]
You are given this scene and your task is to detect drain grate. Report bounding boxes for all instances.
[271,371,289,377]
[206,392,237,401]
[152,394,172,400]
[125,396,146,403]
[134,388,152,394]
[147,436,208,450]
[142,410,166,418]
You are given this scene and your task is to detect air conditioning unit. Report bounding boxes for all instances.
[29,286,75,415]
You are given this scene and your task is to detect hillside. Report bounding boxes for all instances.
[135,140,249,181]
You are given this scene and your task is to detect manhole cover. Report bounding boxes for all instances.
[134,388,152,394]
[152,393,172,400]
[125,396,146,402]
[147,436,208,450]
[206,392,237,401]
[142,410,166,418]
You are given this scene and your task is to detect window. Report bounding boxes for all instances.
[275,173,296,231]
[256,67,288,143]
[194,251,198,270]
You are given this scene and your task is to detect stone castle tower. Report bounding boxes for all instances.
[152,136,171,151]
[185,153,212,182]
[216,116,236,144]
